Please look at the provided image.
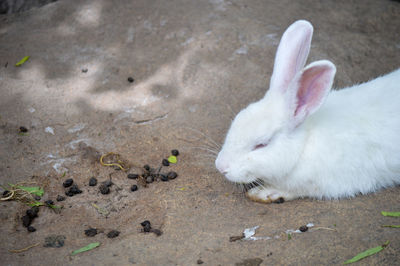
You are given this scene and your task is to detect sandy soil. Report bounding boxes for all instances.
[0,0,399,265]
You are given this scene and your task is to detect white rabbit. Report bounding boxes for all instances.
[215,20,400,203]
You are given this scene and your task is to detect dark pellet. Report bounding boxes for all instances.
[31,206,39,216]
[69,184,82,194]
[127,77,134,83]
[56,195,66,202]
[140,220,151,227]
[84,228,98,237]
[143,165,150,171]
[143,223,151,232]
[160,175,169,182]
[34,195,41,201]
[19,126,28,133]
[22,215,32,227]
[167,171,178,180]
[63,178,74,188]
[82,68,88,73]
[171,149,179,156]
[89,177,98,186]
[197,259,204,264]
[127,173,139,179]
[299,225,308,232]
[162,159,169,166]
[27,226,36,232]
[107,230,120,238]
[103,180,113,187]
[99,184,110,194]
[45,200,54,205]
[2,190,10,197]
[26,208,38,219]
[130,185,138,192]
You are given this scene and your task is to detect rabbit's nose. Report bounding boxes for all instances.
[215,157,229,175]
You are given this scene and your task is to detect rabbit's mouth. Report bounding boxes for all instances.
[241,178,265,192]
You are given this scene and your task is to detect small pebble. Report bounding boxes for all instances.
[143,165,150,171]
[167,171,178,180]
[130,185,138,192]
[99,184,110,195]
[127,173,139,179]
[22,215,32,227]
[162,159,169,166]
[160,175,169,182]
[171,149,179,156]
[45,200,54,206]
[89,177,98,186]
[82,68,88,73]
[127,77,134,83]
[197,259,204,264]
[299,225,308,232]
[84,228,98,237]
[56,195,66,202]
[19,126,28,133]
[107,230,120,238]
[146,176,154,184]
[63,178,74,188]
[27,226,36,232]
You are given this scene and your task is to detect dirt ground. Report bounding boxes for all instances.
[0,0,399,265]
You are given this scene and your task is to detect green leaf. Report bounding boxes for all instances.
[62,172,66,177]
[167,155,177,164]
[381,225,400,228]
[343,241,389,264]
[17,186,44,196]
[381,211,400,217]
[28,201,44,207]
[15,56,30,67]
[287,233,292,240]
[71,242,100,255]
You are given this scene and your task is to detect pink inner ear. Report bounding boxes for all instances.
[293,63,334,119]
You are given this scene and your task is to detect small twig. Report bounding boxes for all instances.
[9,243,40,253]
[100,152,129,171]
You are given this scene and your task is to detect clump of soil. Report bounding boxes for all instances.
[107,230,120,238]
[43,235,66,248]
[84,228,98,237]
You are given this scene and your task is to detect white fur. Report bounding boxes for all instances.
[215,20,400,201]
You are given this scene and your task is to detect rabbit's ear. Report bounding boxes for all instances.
[290,60,336,126]
[269,20,313,94]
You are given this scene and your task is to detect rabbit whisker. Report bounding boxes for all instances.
[180,126,221,150]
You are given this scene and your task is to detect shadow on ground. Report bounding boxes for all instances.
[0,0,399,265]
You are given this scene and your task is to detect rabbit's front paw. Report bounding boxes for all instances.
[246,186,295,204]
